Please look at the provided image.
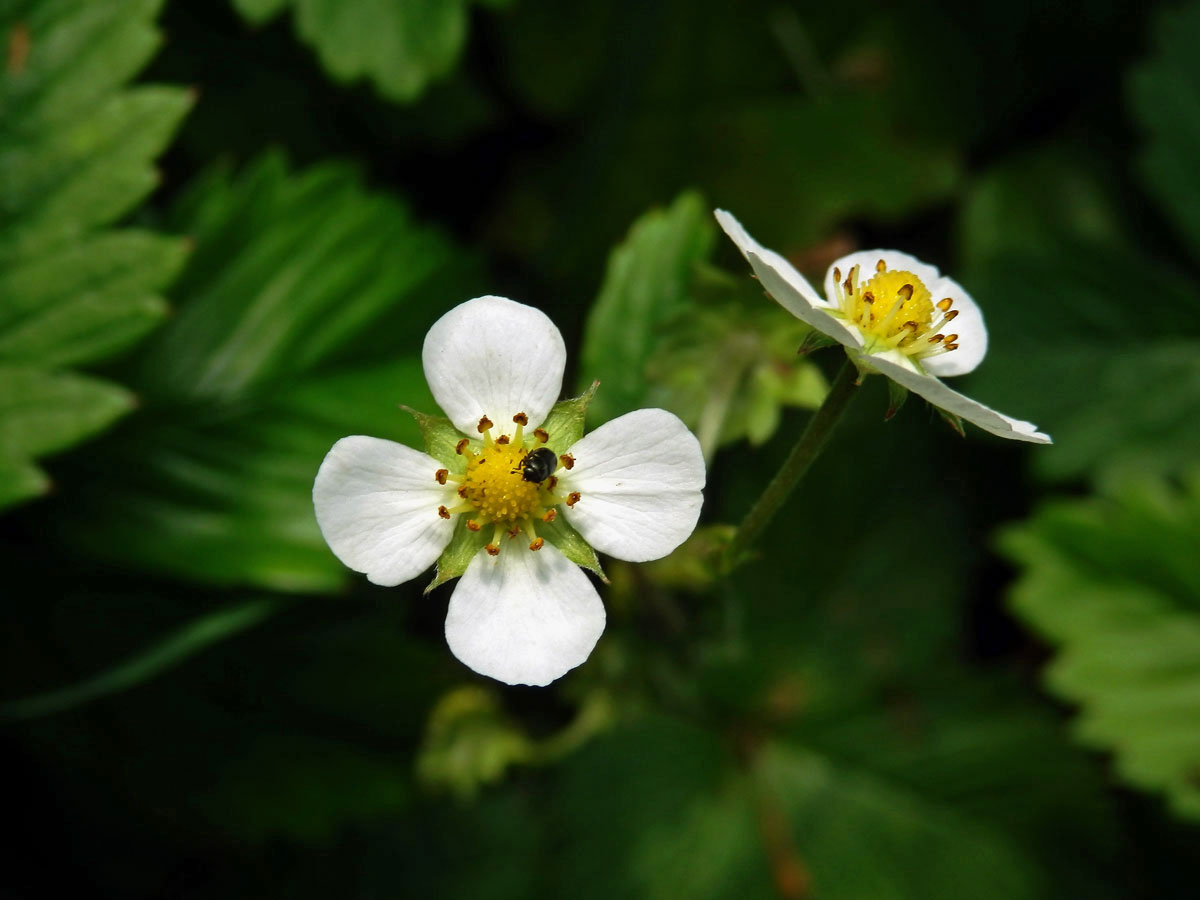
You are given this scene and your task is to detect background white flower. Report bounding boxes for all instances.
[313,296,705,686]
[715,210,1051,444]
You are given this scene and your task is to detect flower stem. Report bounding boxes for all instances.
[723,359,859,571]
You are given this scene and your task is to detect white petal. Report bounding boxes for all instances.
[422,296,566,435]
[921,273,988,377]
[714,210,862,349]
[865,350,1052,444]
[313,436,457,586]
[560,408,705,562]
[829,250,989,377]
[445,544,605,686]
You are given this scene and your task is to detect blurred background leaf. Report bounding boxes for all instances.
[52,151,481,592]
[579,190,827,459]
[1001,472,1200,822]
[0,0,189,511]
[1130,0,1200,266]
[229,0,511,103]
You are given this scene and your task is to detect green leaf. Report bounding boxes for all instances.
[959,147,1200,483]
[1129,0,1200,263]
[229,0,501,103]
[580,194,826,456]
[756,743,1041,900]
[0,599,279,720]
[63,156,469,591]
[1000,473,1200,820]
[580,191,714,423]
[0,0,189,513]
[551,716,1049,900]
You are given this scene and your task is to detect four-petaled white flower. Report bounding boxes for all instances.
[715,210,1051,444]
[313,296,706,686]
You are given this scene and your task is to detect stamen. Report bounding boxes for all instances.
[435,468,449,485]
[438,505,451,519]
[477,416,493,433]
[486,523,504,556]
[533,428,549,443]
[496,434,510,445]
[559,453,575,470]
[542,509,557,523]
[455,438,469,455]
[528,537,545,551]
[466,519,481,532]
[875,258,886,273]
[512,412,528,426]
[896,283,913,301]
[567,491,581,507]
[548,475,558,490]
[937,298,953,312]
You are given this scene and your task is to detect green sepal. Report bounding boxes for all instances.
[402,406,466,469]
[425,517,487,594]
[885,379,909,421]
[798,330,838,356]
[539,382,599,453]
[543,515,607,583]
[937,407,966,438]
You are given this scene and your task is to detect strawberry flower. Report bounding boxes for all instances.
[313,296,705,686]
[715,210,1050,443]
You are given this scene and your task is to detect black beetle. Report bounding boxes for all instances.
[518,447,558,483]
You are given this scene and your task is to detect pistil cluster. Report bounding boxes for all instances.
[436,413,578,556]
[831,258,962,363]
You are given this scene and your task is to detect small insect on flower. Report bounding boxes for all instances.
[518,446,559,484]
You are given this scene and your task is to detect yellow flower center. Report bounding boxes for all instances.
[858,269,933,340]
[434,414,579,556]
[830,258,962,362]
[461,442,542,525]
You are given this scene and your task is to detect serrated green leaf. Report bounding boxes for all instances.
[0,0,188,513]
[1129,0,1200,264]
[540,381,598,453]
[1000,473,1200,821]
[228,0,500,103]
[145,151,454,401]
[580,191,714,423]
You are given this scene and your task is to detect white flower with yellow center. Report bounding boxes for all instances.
[313,296,705,686]
[715,210,1051,444]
